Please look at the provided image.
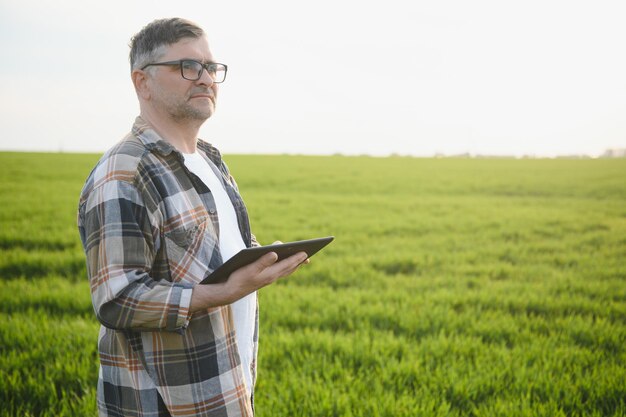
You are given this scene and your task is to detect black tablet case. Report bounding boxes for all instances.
[200,236,334,284]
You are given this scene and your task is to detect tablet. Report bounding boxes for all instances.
[200,236,334,284]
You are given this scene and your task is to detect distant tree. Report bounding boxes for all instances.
[601,148,626,158]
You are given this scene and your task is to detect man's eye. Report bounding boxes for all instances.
[182,61,199,71]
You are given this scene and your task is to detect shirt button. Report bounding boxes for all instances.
[209,208,216,214]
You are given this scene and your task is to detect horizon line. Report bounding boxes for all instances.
[1,148,625,160]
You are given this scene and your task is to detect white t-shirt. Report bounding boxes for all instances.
[182,151,257,395]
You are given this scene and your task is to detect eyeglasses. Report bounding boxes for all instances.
[141,60,228,83]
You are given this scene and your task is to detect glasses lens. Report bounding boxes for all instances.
[180,61,227,83]
[181,60,203,81]
[209,64,227,83]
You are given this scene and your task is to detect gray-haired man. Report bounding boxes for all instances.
[78,18,307,416]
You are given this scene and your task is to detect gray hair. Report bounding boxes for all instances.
[129,18,205,72]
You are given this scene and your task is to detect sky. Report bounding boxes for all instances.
[1,0,625,157]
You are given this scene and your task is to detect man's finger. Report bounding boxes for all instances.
[260,251,279,266]
[245,252,278,275]
[269,252,308,276]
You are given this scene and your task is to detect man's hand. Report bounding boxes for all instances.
[190,249,309,313]
[226,250,307,297]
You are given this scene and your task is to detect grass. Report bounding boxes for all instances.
[0,151,625,416]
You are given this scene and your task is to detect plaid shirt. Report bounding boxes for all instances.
[78,117,258,417]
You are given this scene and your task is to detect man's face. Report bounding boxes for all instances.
[147,36,218,122]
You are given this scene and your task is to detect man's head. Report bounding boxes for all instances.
[129,18,205,73]
[130,18,222,125]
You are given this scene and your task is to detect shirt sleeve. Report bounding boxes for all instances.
[79,179,193,332]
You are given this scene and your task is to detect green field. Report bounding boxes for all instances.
[1,151,625,416]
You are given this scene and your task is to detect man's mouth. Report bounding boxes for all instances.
[189,90,214,100]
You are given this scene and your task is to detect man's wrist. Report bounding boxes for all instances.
[190,282,233,312]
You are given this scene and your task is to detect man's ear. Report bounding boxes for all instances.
[131,69,151,100]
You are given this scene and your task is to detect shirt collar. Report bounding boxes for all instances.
[132,116,223,166]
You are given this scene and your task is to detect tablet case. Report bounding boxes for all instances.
[200,236,334,284]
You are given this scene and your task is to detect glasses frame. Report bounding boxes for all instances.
[141,60,228,83]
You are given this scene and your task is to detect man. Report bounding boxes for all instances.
[78,18,307,417]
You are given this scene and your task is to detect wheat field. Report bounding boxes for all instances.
[0,152,625,416]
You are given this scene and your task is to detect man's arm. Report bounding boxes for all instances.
[190,250,308,313]
[79,180,193,332]
[79,179,309,329]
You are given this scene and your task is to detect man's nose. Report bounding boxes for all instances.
[196,67,215,86]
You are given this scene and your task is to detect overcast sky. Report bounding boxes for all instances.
[1,0,625,157]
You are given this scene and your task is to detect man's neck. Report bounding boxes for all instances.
[140,107,204,154]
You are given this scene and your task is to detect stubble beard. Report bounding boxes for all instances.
[154,88,214,124]
[170,102,213,123]
[169,94,215,123]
